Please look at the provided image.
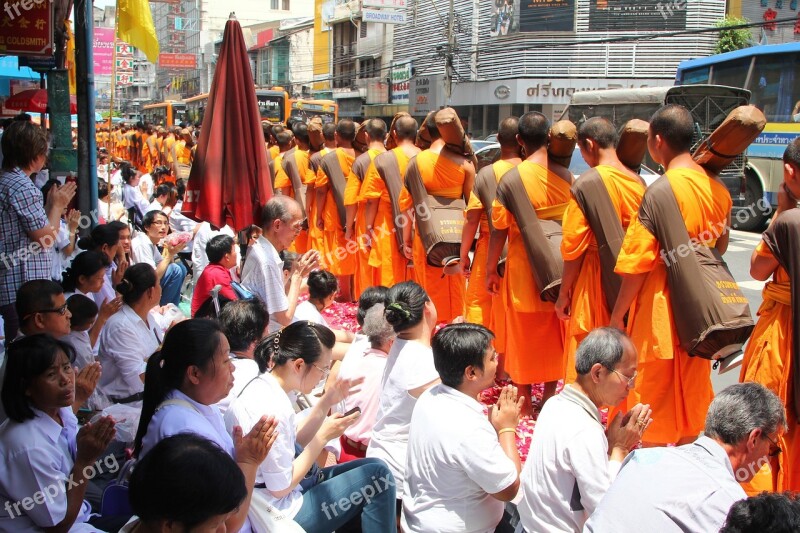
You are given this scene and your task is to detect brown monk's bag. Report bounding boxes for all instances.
[353,122,369,154]
[692,105,766,174]
[473,163,508,276]
[571,168,626,312]
[638,176,754,359]
[416,111,436,150]
[386,112,411,150]
[319,150,348,230]
[617,119,649,173]
[495,167,563,302]
[308,117,325,152]
[436,107,471,156]
[375,150,407,250]
[548,121,577,168]
[405,156,465,269]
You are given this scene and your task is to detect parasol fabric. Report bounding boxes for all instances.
[5,89,78,114]
[182,13,272,231]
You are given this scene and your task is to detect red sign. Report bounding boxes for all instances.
[0,0,53,56]
[159,53,197,69]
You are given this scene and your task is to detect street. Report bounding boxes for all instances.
[711,228,765,392]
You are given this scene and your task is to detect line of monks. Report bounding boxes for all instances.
[96,122,195,178]
[262,106,797,496]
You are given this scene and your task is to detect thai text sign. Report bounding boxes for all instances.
[159,53,197,69]
[93,28,114,75]
[0,0,53,56]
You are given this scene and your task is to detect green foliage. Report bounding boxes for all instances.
[714,16,754,55]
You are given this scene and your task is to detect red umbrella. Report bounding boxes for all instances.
[5,88,78,114]
[182,13,272,231]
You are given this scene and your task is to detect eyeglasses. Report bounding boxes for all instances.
[764,433,782,457]
[611,368,637,389]
[23,303,69,322]
[311,363,330,379]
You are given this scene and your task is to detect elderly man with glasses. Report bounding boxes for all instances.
[516,327,652,532]
[585,382,787,532]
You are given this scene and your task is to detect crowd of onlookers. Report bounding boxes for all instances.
[1,118,799,532]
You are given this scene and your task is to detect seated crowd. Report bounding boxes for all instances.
[1,120,799,533]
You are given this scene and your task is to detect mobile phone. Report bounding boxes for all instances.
[343,406,361,417]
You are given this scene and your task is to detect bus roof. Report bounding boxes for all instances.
[568,86,670,106]
[677,42,800,71]
[184,93,209,103]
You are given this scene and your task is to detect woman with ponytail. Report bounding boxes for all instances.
[366,281,441,505]
[77,222,127,305]
[225,321,398,532]
[133,319,278,533]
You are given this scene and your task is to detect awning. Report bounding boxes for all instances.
[0,56,39,95]
[363,103,409,118]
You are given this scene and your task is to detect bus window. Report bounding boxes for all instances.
[748,53,800,122]
[680,66,710,85]
[709,58,750,90]
[257,96,284,123]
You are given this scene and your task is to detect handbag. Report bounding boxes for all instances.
[231,281,254,300]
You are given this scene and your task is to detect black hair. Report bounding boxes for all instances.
[40,179,62,207]
[254,321,335,374]
[194,293,234,320]
[107,220,129,237]
[142,210,168,230]
[154,183,171,199]
[2,334,76,422]
[77,223,121,254]
[61,251,106,293]
[120,163,137,184]
[518,111,550,150]
[784,137,800,168]
[356,285,389,327]
[66,294,98,328]
[383,281,430,333]
[15,280,64,325]
[98,180,109,199]
[134,319,225,457]
[129,434,247,529]
[116,263,158,306]
[649,104,695,153]
[206,235,235,264]
[176,178,186,200]
[307,270,338,300]
[432,323,493,388]
[220,299,268,353]
[280,250,298,273]
[578,117,618,149]
[720,492,800,533]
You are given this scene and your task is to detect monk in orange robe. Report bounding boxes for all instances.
[307,123,336,256]
[462,117,520,336]
[363,115,420,287]
[557,117,645,384]
[739,138,800,493]
[316,120,358,301]
[276,123,314,253]
[487,112,571,414]
[611,105,732,446]
[399,113,474,322]
[345,119,386,300]
[163,129,177,175]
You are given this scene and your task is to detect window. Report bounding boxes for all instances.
[709,58,750,90]
[359,57,380,79]
[748,53,800,122]
[282,0,289,10]
[271,0,278,8]
[360,22,367,38]
[680,67,710,85]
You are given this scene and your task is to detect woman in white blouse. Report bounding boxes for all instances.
[0,335,116,531]
[366,281,441,504]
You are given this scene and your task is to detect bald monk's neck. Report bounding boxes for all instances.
[368,141,386,152]
[596,149,644,183]
[397,140,420,158]
[338,144,355,157]
[499,145,522,165]
[664,152,716,179]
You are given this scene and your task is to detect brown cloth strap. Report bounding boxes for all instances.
[319,150,348,230]
[282,149,307,216]
[375,150,406,250]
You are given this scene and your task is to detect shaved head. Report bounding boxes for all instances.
[518,111,549,150]
[292,122,309,144]
[650,104,694,153]
[322,123,336,141]
[497,116,519,148]
[276,130,293,148]
[394,115,418,141]
[366,118,387,142]
[336,119,356,142]
[578,117,618,149]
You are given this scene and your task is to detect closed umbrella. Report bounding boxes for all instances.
[5,88,78,114]
[182,13,271,230]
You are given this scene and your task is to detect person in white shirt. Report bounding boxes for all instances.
[98,264,162,406]
[76,223,127,306]
[517,328,651,533]
[130,210,187,306]
[146,183,173,216]
[120,163,150,224]
[367,281,441,503]
[224,321,398,532]
[293,269,354,357]
[216,299,269,415]
[0,334,116,531]
[586,382,787,533]
[403,323,522,533]
[40,180,80,282]
[240,196,319,333]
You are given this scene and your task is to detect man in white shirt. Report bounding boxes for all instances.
[403,323,522,533]
[585,382,787,533]
[240,196,319,332]
[517,328,651,532]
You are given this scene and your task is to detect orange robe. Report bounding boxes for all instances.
[615,167,731,444]
[346,149,382,299]
[317,148,356,276]
[492,161,569,384]
[399,150,467,322]
[163,136,176,168]
[561,165,645,383]
[307,149,329,255]
[362,147,413,287]
[269,145,280,161]
[465,160,516,332]
[739,242,798,493]
[139,132,151,173]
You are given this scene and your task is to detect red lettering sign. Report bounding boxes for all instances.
[159,53,197,70]
[0,0,53,56]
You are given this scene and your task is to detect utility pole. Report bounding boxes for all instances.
[444,0,455,104]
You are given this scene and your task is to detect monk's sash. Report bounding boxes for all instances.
[762,208,800,417]
[495,167,563,303]
[404,157,465,268]
[282,148,307,216]
[319,150,349,230]
[571,168,625,313]
[473,163,508,276]
[638,176,754,360]
[375,150,406,250]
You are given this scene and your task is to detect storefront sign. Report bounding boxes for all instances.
[391,61,411,104]
[519,0,575,33]
[159,53,197,70]
[0,0,53,56]
[362,9,407,24]
[409,74,444,115]
[589,0,686,32]
[93,28,115,75]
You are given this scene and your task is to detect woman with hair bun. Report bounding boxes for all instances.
[77,222,128,305]
[97,264,162,405]
[366,281,440,506]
